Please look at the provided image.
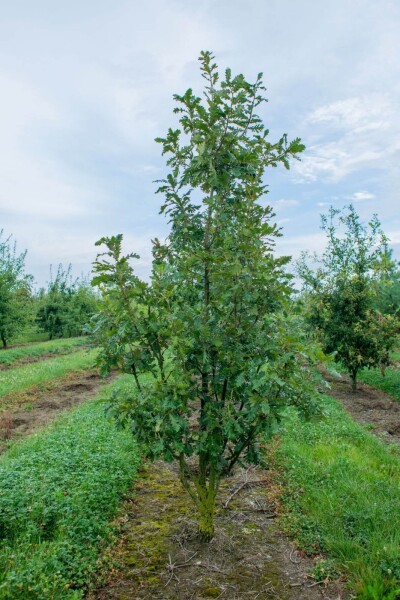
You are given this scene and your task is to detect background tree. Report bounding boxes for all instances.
[372,245,400,323]
[0,230,33,348]
[36,265,98,339]
[298,205,398,391]
[92,52,317,539]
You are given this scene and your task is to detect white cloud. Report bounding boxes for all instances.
[387,230,400,246]
[276,232,327,260]
[271,199,299,209]
[346,191,375,202]
[307,96,393,134]
[295,94,400,183]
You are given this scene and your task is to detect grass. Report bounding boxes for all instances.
[273,395,400,599]
[358,368,400,401]
[334,349,400,402]
[0,349,97,401]
[357,350,400,401]
[0,375,140,599]
[0,337,90,367]
[12,329,49,344]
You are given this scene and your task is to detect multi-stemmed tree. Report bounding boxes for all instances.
[92,52,317,538]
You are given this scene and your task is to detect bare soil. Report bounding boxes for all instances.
[0,370,115,453]
[322,370,400,446]
[90,461,348,600]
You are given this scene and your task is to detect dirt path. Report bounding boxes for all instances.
[0,370,116,453]
[90,461,347,600]
[322,370,400,446]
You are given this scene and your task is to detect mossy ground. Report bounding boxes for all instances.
[91,461,346,599]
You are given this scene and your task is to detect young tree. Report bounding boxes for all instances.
[373,246,400,321]
[298,206,398,391]
[36,265,98,339]
[0,230,33,348]
[92,52,317,539]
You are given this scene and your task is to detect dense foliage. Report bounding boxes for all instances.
[36,265,98,340]
[0,230,33,348]
[92,52,319,538]
[0,381,140,599]
[298,206,398,391]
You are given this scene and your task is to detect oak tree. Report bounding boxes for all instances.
[93,52,316,538]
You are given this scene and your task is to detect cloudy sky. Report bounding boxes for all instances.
[1,0,399,287]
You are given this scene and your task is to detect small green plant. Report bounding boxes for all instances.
[311,558,338,582]
[356,578,400,600]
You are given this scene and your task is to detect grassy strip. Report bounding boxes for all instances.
[13,329,49,344]
[273,396,400,599]
[357,351,400,402]
[358,368,400,401]
[0,375,140,599]
[0,338,90,367]
[0,349,96,400]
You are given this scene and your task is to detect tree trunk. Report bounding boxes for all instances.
[350,370,357,392]
[179,455,219,541]
[197,493,216,541]
[195,460,219,540]
[1,331,7,348]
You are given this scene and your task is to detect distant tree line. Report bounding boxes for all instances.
[0,230,98,348]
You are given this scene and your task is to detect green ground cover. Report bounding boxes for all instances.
[358,367,400,401]
[13,330,49,344]
[0,349,97,400]
[335,348,400,402]
[275,395,400,599]
[0,337,89,367]
[0,375,140,599]
[357,349,400,401]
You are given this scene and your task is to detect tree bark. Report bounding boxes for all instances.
[1,331,7,348]
[196,463,219,540]
[350,369,357,392]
